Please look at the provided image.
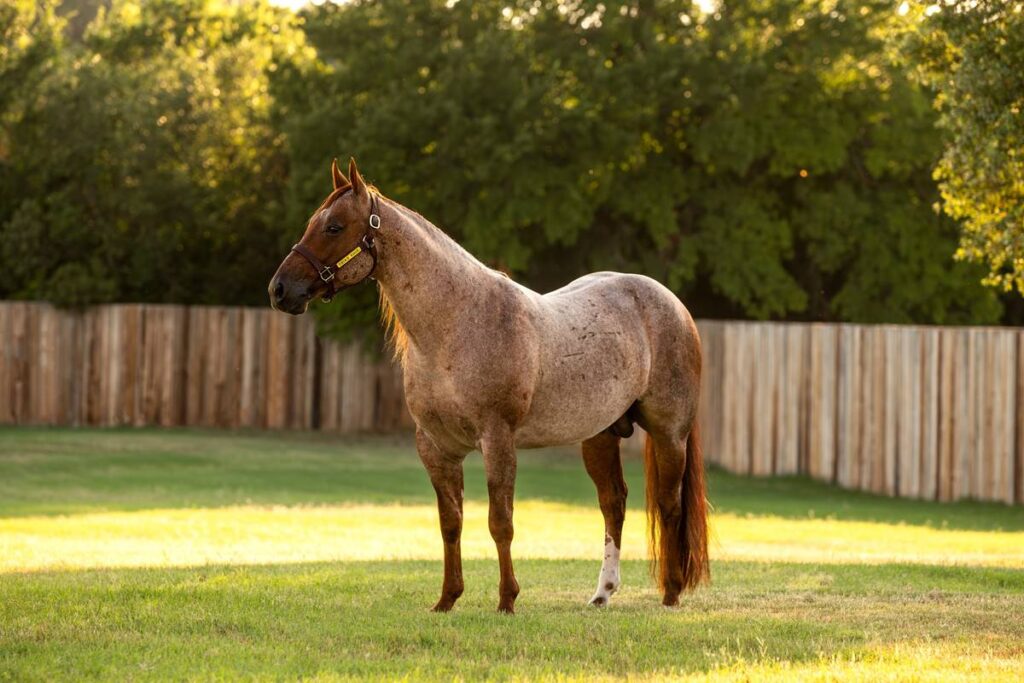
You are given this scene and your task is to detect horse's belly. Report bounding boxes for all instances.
[514,405,629,448]
[514,339,648,448]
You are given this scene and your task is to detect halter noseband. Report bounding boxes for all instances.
[290,192,381,302]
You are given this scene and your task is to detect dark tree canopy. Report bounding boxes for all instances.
[0,0,309,306]
[0,0,1014,339]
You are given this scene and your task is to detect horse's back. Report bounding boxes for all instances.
[542,271,694,342]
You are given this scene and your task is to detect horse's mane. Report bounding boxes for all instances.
[378,286,409,364]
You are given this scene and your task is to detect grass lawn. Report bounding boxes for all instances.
[1,428,1022,680]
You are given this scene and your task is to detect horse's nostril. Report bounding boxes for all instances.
[273,281,285,302]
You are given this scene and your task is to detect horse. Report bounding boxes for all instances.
[269,158,709,613]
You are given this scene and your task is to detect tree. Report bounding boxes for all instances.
[916,0,1024,295]
[0,0,61,123]
[0,0,1006,333]
[280,0,999,340]
[0,0,62,197]
[0,0,314,306]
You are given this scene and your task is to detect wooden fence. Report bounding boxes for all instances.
[696,321,1023,505]
[1,302,1022,504]
[0,302,411,433]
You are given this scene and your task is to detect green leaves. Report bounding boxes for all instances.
[916,0,1024,295]
[0,0,1007,333]
[284,0,1001,333]
[0,0,312,307]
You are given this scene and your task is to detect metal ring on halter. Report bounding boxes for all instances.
[369,214,381,230]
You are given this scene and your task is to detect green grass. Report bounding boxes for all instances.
[1,427,1023,681]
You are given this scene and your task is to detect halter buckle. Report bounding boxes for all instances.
[318,265,335,283]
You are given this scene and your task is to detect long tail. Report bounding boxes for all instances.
[644,424,710,594]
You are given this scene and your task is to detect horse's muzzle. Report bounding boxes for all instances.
[268,274,311,315]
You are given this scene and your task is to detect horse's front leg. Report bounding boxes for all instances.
[416,429,467,612]
[481,425,520,613]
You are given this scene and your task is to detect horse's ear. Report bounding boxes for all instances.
[349,157,367,197]
[331,158,348,190]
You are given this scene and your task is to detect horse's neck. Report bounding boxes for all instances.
[375,199,493,358]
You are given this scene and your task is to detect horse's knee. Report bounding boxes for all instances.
[440,520,461,544]
[658,497,682,529]
[488,509,514,543]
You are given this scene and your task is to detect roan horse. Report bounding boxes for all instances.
[269,159,709,613]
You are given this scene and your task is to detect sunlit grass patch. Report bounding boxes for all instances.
[700,641,1024,682]
[1,560,1022,681]
[1,427,1023,681]
[3,502,1024,573]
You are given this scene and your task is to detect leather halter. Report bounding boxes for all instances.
[290,191,381,302]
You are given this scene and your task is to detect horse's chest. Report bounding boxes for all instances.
[402,367,482,449]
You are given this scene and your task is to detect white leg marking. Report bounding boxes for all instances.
[588,534,621,606]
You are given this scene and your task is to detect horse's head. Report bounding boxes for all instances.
[269,158,380,315]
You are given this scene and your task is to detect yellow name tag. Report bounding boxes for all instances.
[335,246,362,269]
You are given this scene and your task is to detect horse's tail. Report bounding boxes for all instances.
[643,424,710,595]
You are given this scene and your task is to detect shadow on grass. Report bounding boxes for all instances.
[2,558,1022,680]
[1,427,1022,533]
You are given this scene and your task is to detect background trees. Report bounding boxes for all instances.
[0,0,312,306]
[916,0,1024,297]
[0,0,1017,337]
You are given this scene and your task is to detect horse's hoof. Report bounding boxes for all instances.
[661,594,680,608]
[589,579,618,607]
[497,602,516,614]
[431,600,455,613]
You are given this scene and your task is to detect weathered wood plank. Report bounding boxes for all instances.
[952,328,972,500]
[807,324,838,483]
[836,325,862,490]
[896,328,921,498]
[937,328,957,502]
[751,323,775,477]
[1016,330,1024,505]
[992,330,1016,504]
[696,321,721,464]
[716,324,734,471]
[919,328,940,501]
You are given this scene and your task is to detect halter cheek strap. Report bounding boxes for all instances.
[290,193,381,302]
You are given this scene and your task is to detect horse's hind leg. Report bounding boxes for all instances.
[581,430,627,606]
[646,431,687,604]
[640,423,710,607]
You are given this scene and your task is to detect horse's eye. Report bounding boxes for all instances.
[326,223,343,235]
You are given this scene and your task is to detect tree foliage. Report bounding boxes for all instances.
[0,1,62,171]
[0,0,1009,334]
[0,0,313,306]
[280,0,1000,337]
[916,0,1024,295]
